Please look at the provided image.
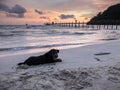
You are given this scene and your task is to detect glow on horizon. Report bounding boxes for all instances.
[0,0,119,25]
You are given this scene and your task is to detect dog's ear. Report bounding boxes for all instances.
[44,49,59,57]
[50,49,59,53]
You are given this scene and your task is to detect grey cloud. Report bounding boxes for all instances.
[0,3,27,18]
[0,3,9,11]
[35,9,44,15]
[59,14,75,19]
[10,4,26,14]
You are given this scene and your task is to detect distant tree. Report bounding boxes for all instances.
[87,3,120,25]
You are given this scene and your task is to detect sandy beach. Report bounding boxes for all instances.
[0,39,120,90]
[1,0,120,90]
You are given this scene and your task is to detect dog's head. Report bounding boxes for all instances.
[45,49,59,59]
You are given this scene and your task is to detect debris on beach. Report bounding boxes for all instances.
[94,52,111,56]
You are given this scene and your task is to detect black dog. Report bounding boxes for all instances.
[18,49,62,66]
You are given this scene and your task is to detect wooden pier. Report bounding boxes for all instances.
[45,21,119,30]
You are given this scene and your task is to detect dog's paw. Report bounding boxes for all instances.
[56,59,62,62]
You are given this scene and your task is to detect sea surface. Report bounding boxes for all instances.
[0,25,120,56]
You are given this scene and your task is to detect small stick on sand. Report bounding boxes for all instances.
[94,52,111,56]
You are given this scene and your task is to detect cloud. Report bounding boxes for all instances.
[0,0,119,24]
[54,18,58,21]
[101,0,120,3]
[0,3,27,18]
[94,0,120,9]
[0,0,7,3]
[35,9,44,15]
[0,3,9,11]
[48,0,120,12]
[10,4,26,14]
[40,16,49,19]
[9,4,27,18]
[6,13,19,18]
[40,16,50,21]
[48,0,95,12]
[59,14,75,19]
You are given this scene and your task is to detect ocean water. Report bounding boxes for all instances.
[0,25,120,56]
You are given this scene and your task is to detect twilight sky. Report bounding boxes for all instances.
[0,0,119,25]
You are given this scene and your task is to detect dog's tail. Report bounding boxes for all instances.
[18,62,25,65]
